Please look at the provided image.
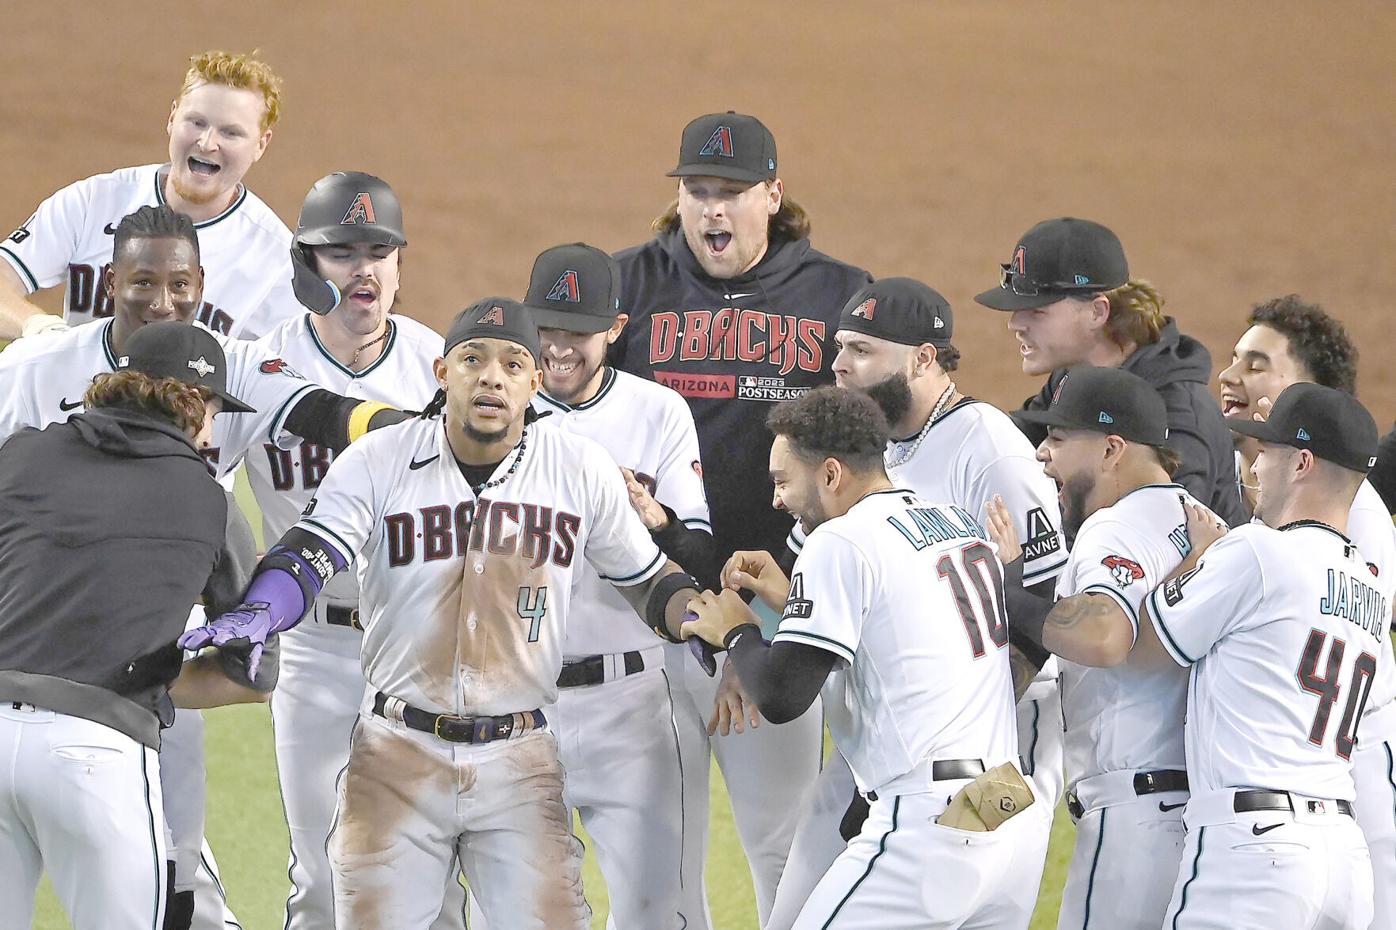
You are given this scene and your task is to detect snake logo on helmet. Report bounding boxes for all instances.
[290,171,406,315]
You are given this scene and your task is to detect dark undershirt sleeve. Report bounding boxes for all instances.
[723,624,837,724]
[650,503,718,590]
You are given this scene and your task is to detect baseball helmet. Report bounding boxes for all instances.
[290,171,405,314]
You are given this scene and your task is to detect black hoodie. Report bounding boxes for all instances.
[0,406,234,748]
[1013,318,1248,527]
[612,227,871,566]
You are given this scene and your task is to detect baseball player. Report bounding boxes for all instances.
[241,173,465,929]
[1369,424,1396,514]
[0,204,411,928]
[0,324,269,930]
[985,365,1203,929]
[611,111,871,928]
[1010,382,1388,929]
[975,217,1248,528]
[684,386,1050,929]
[523,242,712,927]
[181,299,716,930]
[769,278,1063,930]
[1217,295,1396,927]
[0,49,297,341]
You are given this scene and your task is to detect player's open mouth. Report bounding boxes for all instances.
[704,231,732,254]
[349,287,377,305]
[187,157,221,177]
[472,395,506,415]
[545,358,578,376]
[1221,395,1246,415]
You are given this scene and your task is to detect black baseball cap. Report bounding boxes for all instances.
[522,243,622,334]
[838,278,953,346]
[1017,366,1168,445]
[667,112,778,184]
[1228,382,1377,473]
[116,322,255,413]
[975,218,1129,311]
[444,298,541,364]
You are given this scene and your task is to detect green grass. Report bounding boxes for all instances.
[31,474,1074,928]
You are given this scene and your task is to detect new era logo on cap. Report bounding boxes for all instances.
[1099,412,1114,424]
[1074,274,1091,285]
[188,356,215,377]
[698,126,735,158]
[546,270,581,303]
[1297,427,1311,441]
[934,316,945,329]
[851,297,876,320]
[341,192,377,225]
[477,306,506,326]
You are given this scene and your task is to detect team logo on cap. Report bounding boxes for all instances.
[1050,373,1068,405]
[546,270,581,303]
[341,192,377,226]
[851,297,876,320]
[188,356,215,377]
[698,126,735,158]
[1102,554,1145,588]
[1010,245,1027,275]
[477,305,506,326]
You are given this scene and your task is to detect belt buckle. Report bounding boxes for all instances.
[432,714,449,740]
[349,608,363,631]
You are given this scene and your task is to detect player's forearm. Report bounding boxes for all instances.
[619,560,700,641]
[725,626,833,724]
[239,527,349,633]
[282,389,411,454]
[1042,594,1134,667]
[0,263,48,340]
[650,508,718,589]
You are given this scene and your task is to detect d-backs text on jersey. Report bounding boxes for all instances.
[382,497,582,569]
[648,308,824,400]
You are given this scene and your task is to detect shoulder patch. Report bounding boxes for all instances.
[1102,554,1145,588]
[1023,507,1062,561]
[782,573,813,620]
[1162,564,1201,606]
[260,357,302,378]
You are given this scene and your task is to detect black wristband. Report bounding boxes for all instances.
[645,571,700,643]
[723,622,762,651]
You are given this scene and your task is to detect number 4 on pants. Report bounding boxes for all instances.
[517,585,549,643]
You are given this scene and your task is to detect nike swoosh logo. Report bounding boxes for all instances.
[103,223,118,235]
[1251,822,1283,835]
[726,292,757,300]
[1158,801,1187,812]
[408,454,440,470]
[58,398,83,411]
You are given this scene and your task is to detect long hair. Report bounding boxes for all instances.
[1100,279,1167,351]
[85,371,211,435]
[651,184,812,241]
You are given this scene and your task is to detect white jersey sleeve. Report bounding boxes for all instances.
[1062,518,1159,640]
[969,454,1066,586]
[293,438,381,566]
[207,337,317,475]
[0,340,49,441]
[1,182,90,292]
[578,441,666,587]
[772,528,872,667]
[1146,531,1263,666]
[652,398,710,531]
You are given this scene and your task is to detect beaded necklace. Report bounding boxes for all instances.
[885,382,957,469]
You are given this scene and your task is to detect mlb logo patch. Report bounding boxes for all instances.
[546,270,581,303]
[698,125,735,158]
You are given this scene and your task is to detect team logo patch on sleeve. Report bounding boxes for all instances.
[1102,554,1145,588]
[260,357,303,378]
[301,498,317,517]
[1022,507,1062,561]
[782,573,813,620]
[1162,564,1201,606]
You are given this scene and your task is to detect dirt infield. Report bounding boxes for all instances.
[5,1,1393,421]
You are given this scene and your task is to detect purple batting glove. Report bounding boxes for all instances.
[178,602,274,681]
[684,610,720,677]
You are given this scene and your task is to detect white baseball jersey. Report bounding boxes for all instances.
[0,318,315,478]
[1344,479,1396,715]
[1056,483,1200,789]
[1,164,298,339]
[294,417,666,716]
[532,367,710,657]
[1147,521,1393,800]
[787,400,1067,587]
[773,489,1018,792]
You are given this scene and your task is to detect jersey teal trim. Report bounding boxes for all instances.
[0,245,38,292]
[1021,698,1041,775]
[305,315,399,379]
[1081,583,1140,627]
[1170,825,1205,929]
[1146,588,1195,666]
[154,166,248,229]
[298,518,356,566]
[600,547,665,586]
[141,749,162,930]
[1081,805,1108,928]
[819,795,900,928]
[772,629,856,666]
[680,516,713,532]
[101,319,119,370]
[537,366,617,412]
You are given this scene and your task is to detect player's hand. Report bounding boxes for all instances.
[707,658,761,736]
[721,550,789,612]
[1182,501,1228,557]
[1252,396,1273,422]
[985,495,1022,564]
[682,589,757,648]
[177,602,275,681]
[621,467,669,531]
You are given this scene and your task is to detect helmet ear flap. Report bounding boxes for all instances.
[290,244,341,315]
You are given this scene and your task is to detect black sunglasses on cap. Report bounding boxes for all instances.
[997,263,1107,298]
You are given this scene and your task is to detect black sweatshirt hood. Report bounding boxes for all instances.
[69,405,204,462]
[1124,318,1214,388]
[657,226,814,297]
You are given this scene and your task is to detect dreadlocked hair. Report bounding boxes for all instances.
[417,389,544,425]
[113,205,200,265]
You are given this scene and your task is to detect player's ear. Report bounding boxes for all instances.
[102,263,115,300]
[606,314,629,345]
[432,356,448,390]
[252,128,273,163]
[766,179,783,216]
[166,99,178,135]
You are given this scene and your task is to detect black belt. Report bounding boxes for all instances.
[325,605,363,631]
[371,692,544,744]
[866,759,985,802]
[556,651,645,689]
[1066,769,1189,820]
[1234,789,1353,818]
